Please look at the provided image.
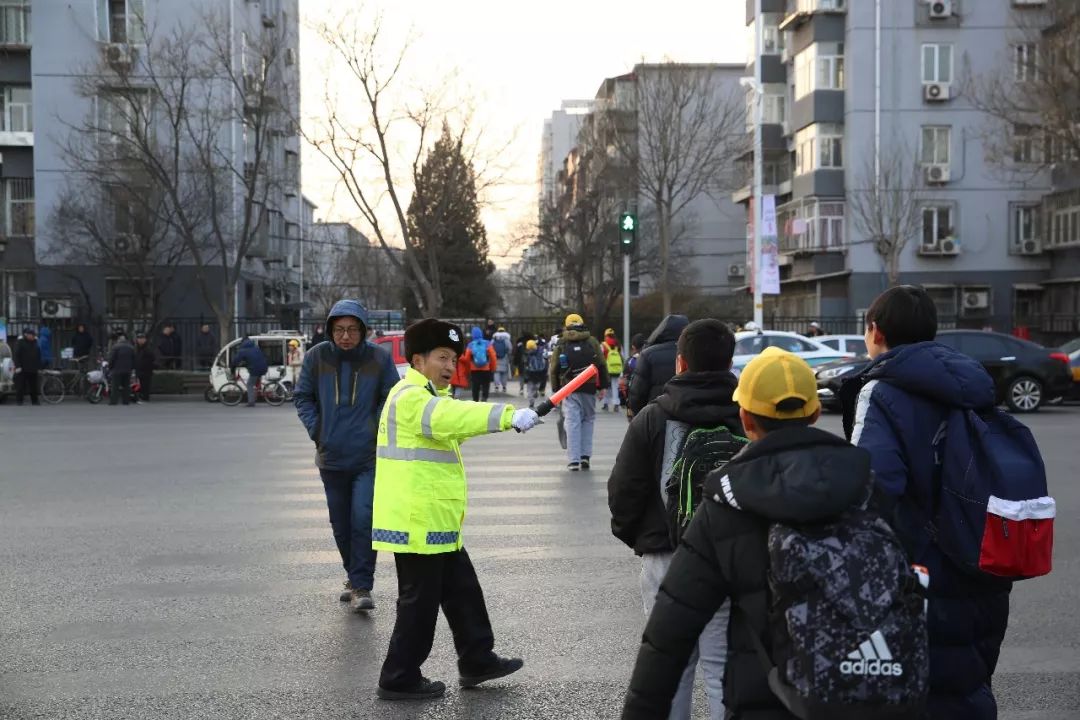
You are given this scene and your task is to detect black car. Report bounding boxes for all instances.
[815,331,1073,413]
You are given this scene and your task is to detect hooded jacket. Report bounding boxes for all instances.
[548,328,609,395]
[462,327,496,374]
[608,370,742,555]
[846,342,1008,719]
[628,315,689,414]
[230,338,269,375]
[293,299,400,472]
[492,329,513,373]
[37,327,53,367]
[622,426,873,720]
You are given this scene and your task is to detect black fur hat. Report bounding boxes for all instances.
[404,318,465,359]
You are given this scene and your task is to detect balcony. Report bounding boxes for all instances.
[779,0,845,32]
[0,3,29,48]
[777,198,845,255]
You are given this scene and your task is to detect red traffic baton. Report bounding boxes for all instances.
[534,364,599,417]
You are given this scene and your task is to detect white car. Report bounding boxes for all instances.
[732,331,849,373]
[813,334,869,357]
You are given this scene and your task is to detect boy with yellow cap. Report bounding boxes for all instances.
[549,313,608,471]
[622,348,925,720]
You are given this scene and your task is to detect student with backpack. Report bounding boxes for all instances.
[522,339,548,409]
[602,329,625,413]
[608,319,746,720]
[461,326,497,402]
[492,326,513,394]
[622,347,930,720]
[845,285,1054,720]
[549,313,608,471]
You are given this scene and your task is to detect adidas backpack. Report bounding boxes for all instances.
[740,506,929,720]
[660,421,747,547]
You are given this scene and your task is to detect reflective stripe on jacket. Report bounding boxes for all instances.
[372,367,515,554]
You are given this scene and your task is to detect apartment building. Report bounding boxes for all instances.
[743,0,1060,333]
[30,0,302,325]
[0,1,33,322]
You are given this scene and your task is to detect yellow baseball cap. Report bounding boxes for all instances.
[604,328,616,336]
[565,313,584,328]
[733,347,821,419]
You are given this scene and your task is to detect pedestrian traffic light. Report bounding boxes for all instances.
[619,212,636,254]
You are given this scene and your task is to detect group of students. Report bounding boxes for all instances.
[610,285,1053,720]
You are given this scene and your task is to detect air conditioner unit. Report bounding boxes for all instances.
[728,263,746,277]
[963,289,991,311]
[925,164,951,184]
[941,237,960,255]
[105,43,135,71]
[40,298,74,319]
[1012,0,1046,6]
[1016,238,1042,255]
[923,82,951,102]
[113,234,137,256]
[929,0,954,19]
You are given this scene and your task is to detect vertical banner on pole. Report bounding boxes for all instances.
[747,198,756,295]
[761,194,781,296]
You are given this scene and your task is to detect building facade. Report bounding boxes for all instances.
[29,0,302,327]
[0,1,33,323]
[743,0,1064,336]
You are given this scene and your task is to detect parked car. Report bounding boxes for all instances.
[815,330,1072,413]
[1066,348,1080,401]
[372,331,408,378]
[814,334,868,357]
[732,331,848,374]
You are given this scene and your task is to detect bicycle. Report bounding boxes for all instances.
[218,371,286,407]
[84,361,142,404]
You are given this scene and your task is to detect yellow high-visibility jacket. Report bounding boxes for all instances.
[372,367,515,554]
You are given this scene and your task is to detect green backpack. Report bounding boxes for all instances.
[662,422,748,546]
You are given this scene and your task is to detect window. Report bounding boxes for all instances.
[794,124,843,174]
[769,336,818,353]
[922,44,953,83]
[1045,189,1080,248]
[819,338,839,350]
[1013,124,1038,163]
[1012,204,1041,250]
[735,335,767,355]
[107,185,152,241]
[1043,133,1078,164]
[926,288,958,318]
[0,86,31,132]
[794,43,844,99]
[845,338,868,356]
[97,90,150,147]
[921,126,951,165]
[0,177,33,236]
[764,93,786,124]
[959,333,1007,359]
[762,24,784,55]
[922,206,954,247]
[105,277,153,318]
[1013,43,1038,82]
[98,0,145,44]
[0,3,30,45]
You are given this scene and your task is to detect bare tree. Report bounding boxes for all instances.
[304,226,404,317]
[307,11,508,317]
[611,64,747,315]
[44,181,187,327]
[965,1,1080,181]
[55,3,294,343]
[847,144,926,285]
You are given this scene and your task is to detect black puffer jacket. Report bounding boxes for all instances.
[622,426,872,720]
[627,315,689,415]
[608,370,742,555]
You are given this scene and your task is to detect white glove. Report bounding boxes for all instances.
[511,408,540,433]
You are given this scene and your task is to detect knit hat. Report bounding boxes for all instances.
[405,319,465,359]
[733,347,821,420]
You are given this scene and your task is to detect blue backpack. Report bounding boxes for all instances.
[525,349,547,374]
[494,336,511,359]
[930,407,1054,581]
[469,338,491,370]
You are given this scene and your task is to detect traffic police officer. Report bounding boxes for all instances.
[373,318,540,701]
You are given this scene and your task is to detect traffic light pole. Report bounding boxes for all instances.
[622,253,630,359]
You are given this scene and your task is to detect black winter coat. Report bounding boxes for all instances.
[195,331,218,360]
[71,331,94,358]
[157,333,182,359]
[135,344,157,374]
[608,370,742,555]
[622,426,873,720]
[108,341,137,374]
[13,337,41,372]
[627,314,688,414]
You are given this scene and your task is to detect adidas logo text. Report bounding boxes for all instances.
[839,630,903,677]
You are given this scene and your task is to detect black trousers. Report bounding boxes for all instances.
[379,549,497,690]
[137,371,153,401]
[109,374,131,405]
[14,371,38,404]
[470,371,492,402]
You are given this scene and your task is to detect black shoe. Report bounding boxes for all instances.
[567,462,580,472]
[460,657,524,688]
[338,580,352,602]
[580,457,591,470]
[377,678,446,701]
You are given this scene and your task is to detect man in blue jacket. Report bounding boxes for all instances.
[294,299,399,612]
[844,285,1009,720]
[230,337,269,407]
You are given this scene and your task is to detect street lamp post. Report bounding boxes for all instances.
[750,0,764,329]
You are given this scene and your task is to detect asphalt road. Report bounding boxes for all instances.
[1,396,1077,719]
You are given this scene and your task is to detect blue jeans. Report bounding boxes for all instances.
[319,468,377,591]
[562,392,596,463]
[641,552,727,720]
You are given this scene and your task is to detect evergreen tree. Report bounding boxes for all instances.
[406,123,498,317]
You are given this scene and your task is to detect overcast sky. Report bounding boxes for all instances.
[299,1,745,266]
